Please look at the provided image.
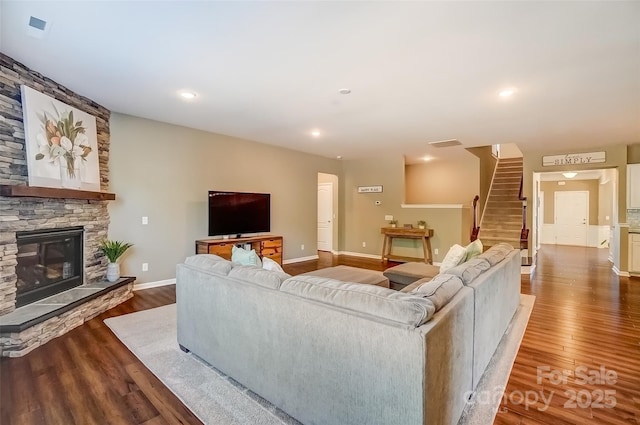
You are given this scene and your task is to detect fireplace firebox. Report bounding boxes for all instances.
[15,227,84,308]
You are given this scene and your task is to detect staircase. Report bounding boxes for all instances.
[480,157,523,249]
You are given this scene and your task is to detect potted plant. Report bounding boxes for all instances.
[417,220,427,229]
[100,239,133,282]
[389,219,398,228]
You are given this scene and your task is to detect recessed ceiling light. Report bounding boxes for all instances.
[338,88,351,95]
[311,130,321,137]
[179,91,197,100]
[336,155,342,159]
[422,155,434,162]
[562,172,577,179]
[499,88,516,98]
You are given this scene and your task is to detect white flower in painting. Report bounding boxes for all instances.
[60,136,73,151]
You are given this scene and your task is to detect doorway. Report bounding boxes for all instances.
[317,173,338,253]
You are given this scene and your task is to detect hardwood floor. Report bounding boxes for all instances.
[495,245,640,425]
[1,246,638,424]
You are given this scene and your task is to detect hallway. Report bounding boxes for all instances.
[496,245,640,424]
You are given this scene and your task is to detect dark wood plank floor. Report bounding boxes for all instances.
[1,246,638,424]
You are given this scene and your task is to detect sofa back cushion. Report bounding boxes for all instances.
[444,258,491,285]
[477,243,514,266]
[184,254,233,275]
[281,275,435,327]
[229,265,291,290]
[408,274,464,311]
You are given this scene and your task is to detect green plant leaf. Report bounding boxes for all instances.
[99,240,134,263]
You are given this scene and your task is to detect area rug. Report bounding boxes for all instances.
[104,294,535,425]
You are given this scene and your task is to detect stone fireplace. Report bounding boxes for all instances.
[0,54,134,357]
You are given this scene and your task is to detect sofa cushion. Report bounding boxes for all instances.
[477,243,513,266]
[231,245,262,267]
[464,239,483,262]
[383,262,440,286]
[408,274,464,311]
[184,254,233,275]
[280,275,436,327]
[440,244,467,273]
[229,265,291,290]
[445,258,491,285]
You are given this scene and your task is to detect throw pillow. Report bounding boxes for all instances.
[262,256,285,273]
[231,245,262,267]
[464,239,483,262]
[439,244,467,273]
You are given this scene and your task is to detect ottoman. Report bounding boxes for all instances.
[302,265,389,288]
[383,262,440,286]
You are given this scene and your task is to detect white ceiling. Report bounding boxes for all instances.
[1,1,639,162]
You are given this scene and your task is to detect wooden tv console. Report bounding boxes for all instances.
[195,235,283,265]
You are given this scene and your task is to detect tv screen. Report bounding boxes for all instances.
[208,191,271,237]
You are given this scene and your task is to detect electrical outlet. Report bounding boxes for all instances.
[362,241,366,248]
[434,248,439,255]
[301,244,305,251]
[384,215,393,221]
[142,263,149,272]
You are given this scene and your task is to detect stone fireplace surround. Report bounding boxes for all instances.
[0,54,134,356]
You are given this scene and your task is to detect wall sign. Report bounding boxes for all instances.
[542,151,606,166]
[358,185,383,193]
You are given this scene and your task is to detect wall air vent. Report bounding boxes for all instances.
[428,139,462,148]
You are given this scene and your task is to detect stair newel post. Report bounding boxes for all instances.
[471,195,480,242]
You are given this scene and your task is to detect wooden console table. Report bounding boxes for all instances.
[380,227,434,264]
[196,235,283,265]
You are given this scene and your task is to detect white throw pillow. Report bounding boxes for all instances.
[440,244,467,273]
[262,256,284,273]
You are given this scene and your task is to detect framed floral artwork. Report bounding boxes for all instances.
[21,85,100,191]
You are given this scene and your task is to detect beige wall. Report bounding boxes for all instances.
[109,113,342,283]
[405,153,479,204]
[628,143,640,164]
[599,174,614,226]
[342,156,468,263]
[541,180,599,225]
[466,146,497,216]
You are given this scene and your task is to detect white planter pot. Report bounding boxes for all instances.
[106,262,120,282]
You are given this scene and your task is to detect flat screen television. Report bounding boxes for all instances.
[208,191,271,237]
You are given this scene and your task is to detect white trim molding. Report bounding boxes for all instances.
[337,251,382,260]
[401,204,464,209]
[612,266,630,277]
[134,278,176,291]
[283,255,319,265]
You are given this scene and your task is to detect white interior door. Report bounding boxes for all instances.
[554,191,588,246]
[317,182,333,252]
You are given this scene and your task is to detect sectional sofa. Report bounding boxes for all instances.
[176,243,521,425]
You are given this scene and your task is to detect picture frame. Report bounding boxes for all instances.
[21,85,100,191]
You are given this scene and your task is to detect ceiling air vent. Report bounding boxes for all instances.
[428,139,462,148]
[28,16,47,31]
[27,16,50,39]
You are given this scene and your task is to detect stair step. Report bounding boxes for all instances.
[482,228,521,236]
[498,158,523,163]
[481,221,522,227]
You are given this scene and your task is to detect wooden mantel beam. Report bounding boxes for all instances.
[0,185,115,201]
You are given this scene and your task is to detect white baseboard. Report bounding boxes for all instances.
[134,278,176,291]
[337,251,382,260]
[283,255,319,265]
[612,266,630,277]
